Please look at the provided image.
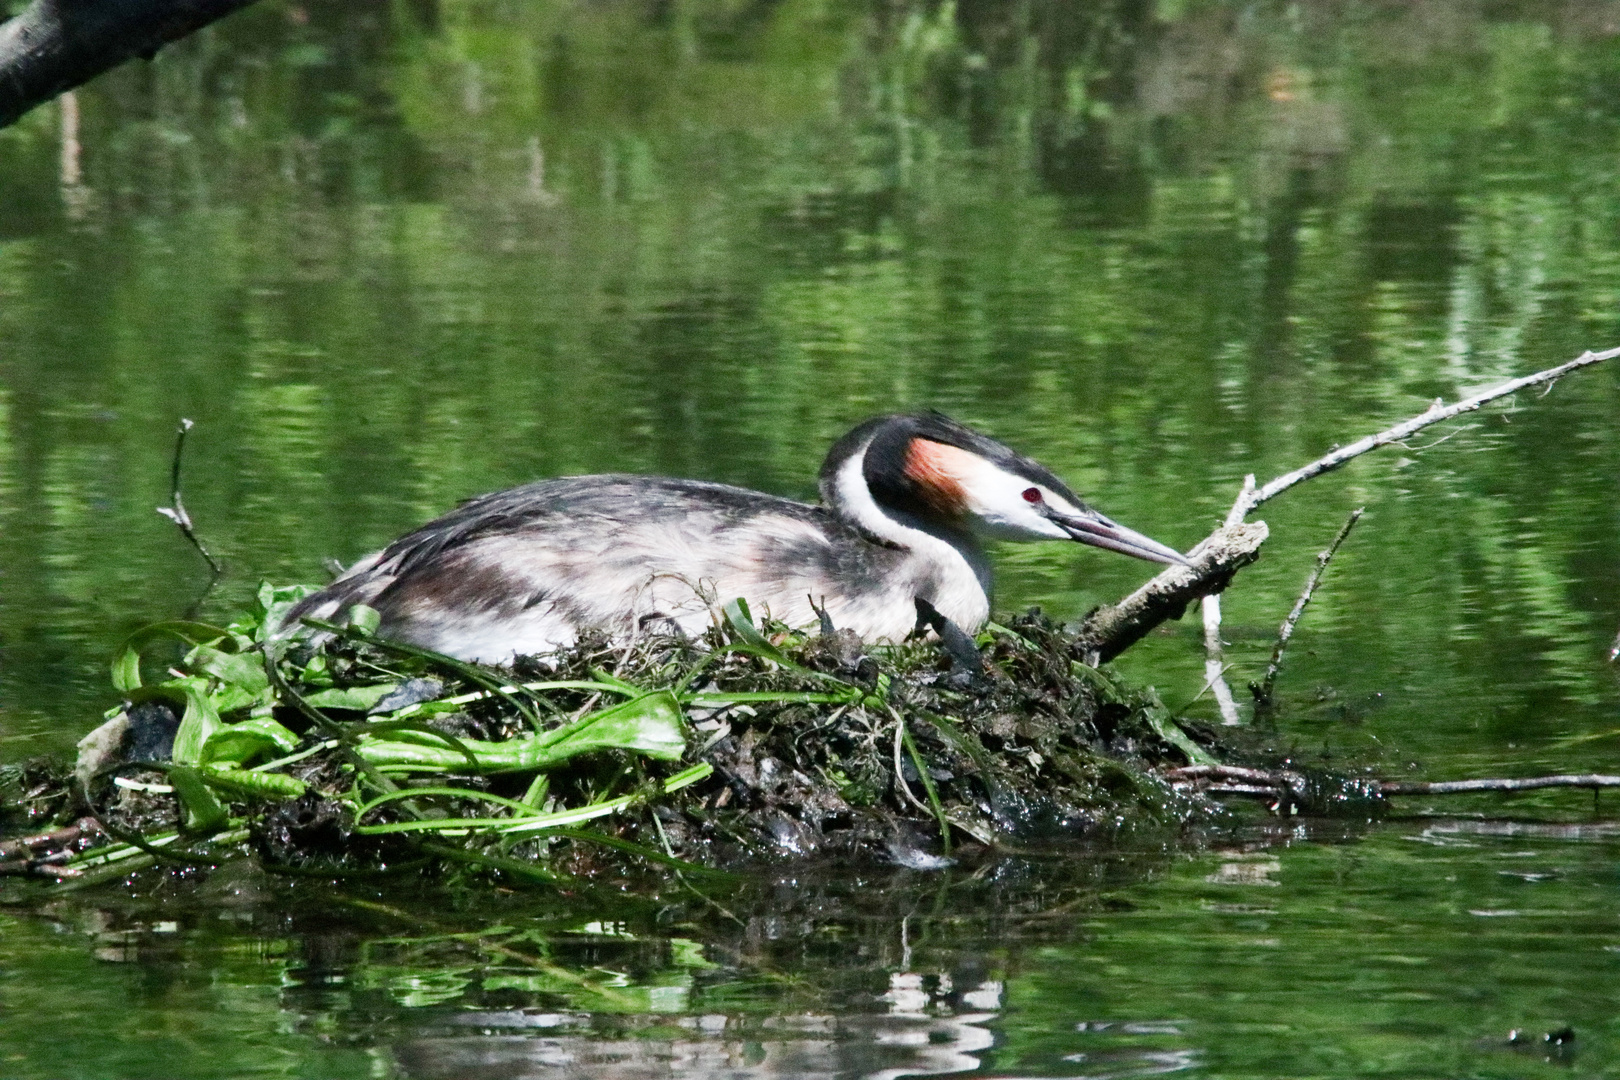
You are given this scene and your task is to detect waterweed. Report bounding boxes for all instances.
[18,584,1246,895]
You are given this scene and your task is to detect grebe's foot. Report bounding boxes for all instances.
[912,597,984,681]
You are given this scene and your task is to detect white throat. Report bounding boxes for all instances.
[829,436,993,617]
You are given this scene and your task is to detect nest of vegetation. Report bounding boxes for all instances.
[0,584,1346,893]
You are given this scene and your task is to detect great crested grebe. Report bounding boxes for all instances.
[284,413,1186,663]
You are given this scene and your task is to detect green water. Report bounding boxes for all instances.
[3,0,1620,1075]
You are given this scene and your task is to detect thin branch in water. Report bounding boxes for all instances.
[1084,347,1617,666]
[155,418,223,586]
[1166,764,1620,801]
[1609,625,1620,663]
[1223,473,1256,529]
[1192,474,1255,726]
[1202,596,1242,726]
[1378,774,1620,795]
[1394,423,1475,453]
[1251,508,1364,711]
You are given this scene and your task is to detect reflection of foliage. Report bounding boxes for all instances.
[1,0,1619,774]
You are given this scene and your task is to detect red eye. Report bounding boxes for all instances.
[1022,487,1043,503]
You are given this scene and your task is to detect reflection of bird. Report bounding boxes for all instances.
[286,413,1185,663]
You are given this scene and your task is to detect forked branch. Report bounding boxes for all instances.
[1081,347,1619,663]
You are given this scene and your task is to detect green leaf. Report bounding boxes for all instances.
[186,645,269,695]
[171,683,223,766]
[199,717,300,767]
[110,620,233,693]
[538,690,688,764]
[722,597,777,653]
[253,582,320,643]
[167,766,230,834]
[210,685,268,715]
[354,690,688,772]
[199,765,306,801]
[303,682,399,711]
[111,648,142,692]
[1145,709,1217,767]
[346,603,382,635]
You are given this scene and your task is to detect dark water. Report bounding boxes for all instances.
[3,0,1620,1075]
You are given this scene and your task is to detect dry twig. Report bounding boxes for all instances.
[1165,764,1620,804]
[1231,346,1620,521]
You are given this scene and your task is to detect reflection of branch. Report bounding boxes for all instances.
[0,0,261,130]
[156,419,223,586]
[1251,508,1362,711]
[1085,347,1620,664]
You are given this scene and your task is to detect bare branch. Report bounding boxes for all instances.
[1234,347,1620,520]
[0,0,261,130]
[1075,522,1268,664]
[1202,597,1242,726]
[1251,508,1363,710]
[1087,347,1616,663]
[1192,475,1256,726]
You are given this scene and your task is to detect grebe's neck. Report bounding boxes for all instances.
[823,433,992,600]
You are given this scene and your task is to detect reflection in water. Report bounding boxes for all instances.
[8,818,1620,1078]
[394,986,1003,1080]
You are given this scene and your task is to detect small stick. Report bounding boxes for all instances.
[1075,521,1269,664]
[1608,625,1620,663]
[155,418,223,583]
[1252,508,1364,710]
[1233,347,1620,521]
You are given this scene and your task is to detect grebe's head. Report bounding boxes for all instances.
[819,412,1187,565]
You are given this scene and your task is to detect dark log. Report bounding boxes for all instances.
[0,0,261,130]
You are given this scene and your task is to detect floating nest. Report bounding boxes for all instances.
[0,585,1378,893]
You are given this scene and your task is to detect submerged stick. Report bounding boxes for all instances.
[1167,764,1620,801]
[156,418,224,585]
[1377,774,1620,795]
[1251,508,1363,710]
